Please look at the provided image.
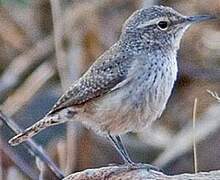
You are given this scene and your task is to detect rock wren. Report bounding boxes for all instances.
[9,6,215,166]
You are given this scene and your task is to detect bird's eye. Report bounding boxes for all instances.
[157,21,169,30]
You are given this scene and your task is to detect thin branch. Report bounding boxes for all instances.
[0,137,38,180]
[0,111,64,179]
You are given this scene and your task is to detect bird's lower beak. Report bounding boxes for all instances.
[186,15,216,24]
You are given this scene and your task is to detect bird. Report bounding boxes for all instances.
[9,5,215,167]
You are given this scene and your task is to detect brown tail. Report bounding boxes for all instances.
[9,115,64,146]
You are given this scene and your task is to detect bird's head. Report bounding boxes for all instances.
[121,6,215,50]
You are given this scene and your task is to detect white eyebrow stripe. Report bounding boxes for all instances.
[137,17,168,29]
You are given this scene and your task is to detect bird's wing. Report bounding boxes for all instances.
[48,46,134,115]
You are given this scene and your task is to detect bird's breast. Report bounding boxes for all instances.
[118,56,178,128]
[82,56,177,135]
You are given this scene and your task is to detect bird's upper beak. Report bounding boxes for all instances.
[186,15,216,24]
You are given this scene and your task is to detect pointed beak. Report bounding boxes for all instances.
[186,15,216,24]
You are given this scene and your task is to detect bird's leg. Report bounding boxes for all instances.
[108,135,129,163]
[108,135,162,172]
[108,134,134,164]
[115,135,134,164]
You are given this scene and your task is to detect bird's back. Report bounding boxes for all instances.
[47,42,134,115]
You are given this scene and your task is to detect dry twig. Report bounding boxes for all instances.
[0,111,64,179]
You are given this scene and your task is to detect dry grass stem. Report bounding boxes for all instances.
[154,103,220,167]
[207,90,220,102]
[50,0,79,174]
[36,151,47,180]
[56,140,67,173]
[193,98,198,173]
[50,0,69,89]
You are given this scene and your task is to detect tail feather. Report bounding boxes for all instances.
[9,115,64,146]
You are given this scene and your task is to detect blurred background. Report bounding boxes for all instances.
[0,0,219,179]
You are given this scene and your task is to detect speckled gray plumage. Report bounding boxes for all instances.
[48,42,134,114]
[48,6,187,115]
[9,5,211,146]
